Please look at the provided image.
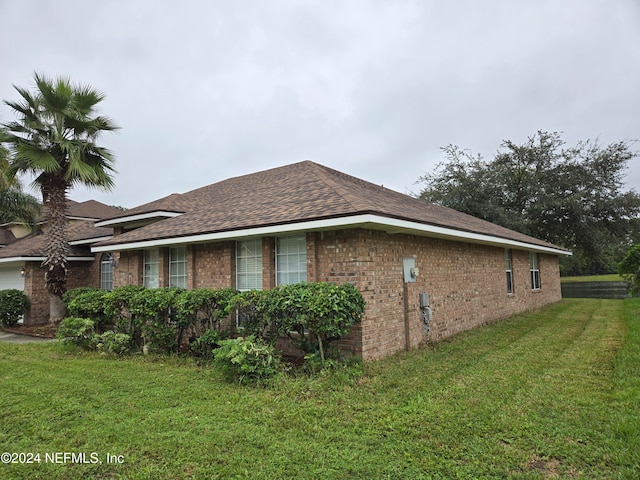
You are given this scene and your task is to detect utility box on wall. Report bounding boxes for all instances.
[402,257,417,283]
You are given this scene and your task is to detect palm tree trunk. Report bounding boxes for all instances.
[48,291,67,324]
[41,177,69,323]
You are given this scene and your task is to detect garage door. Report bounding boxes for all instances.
[0,265,25,291]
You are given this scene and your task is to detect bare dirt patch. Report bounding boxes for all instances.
[2,323,58,339]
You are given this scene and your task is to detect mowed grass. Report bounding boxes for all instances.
[560,274,624,283]
[1,299,638,479]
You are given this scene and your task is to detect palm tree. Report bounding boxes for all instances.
[1,73,118,322]
[0,145,41,225]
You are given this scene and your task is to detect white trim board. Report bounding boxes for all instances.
[0,256,95,264]
[92,214,571,256]
[95,211,183,228]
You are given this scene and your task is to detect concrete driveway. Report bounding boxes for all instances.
[0,332,57,344]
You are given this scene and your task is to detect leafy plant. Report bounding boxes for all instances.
[103,285,146,345]
[190,330,225,361]
[66,289,110,330]
[174,288,236,331]
[128,288,184,354]
[62,287,100,308]
[93,330,131,355]
[229,290,276,342]
[213,335,285,384]
[57,317,96,349]
[274,282,365,360]
[0,289,28,327]
[619,244,640,296]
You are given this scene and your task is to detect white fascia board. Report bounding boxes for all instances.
[69,236,112,246]
[377,216,572,255]
[68,216,100,221]
[0,256,95,264]
[91,214,571,256]
[94,211,183,228]
[91,216,372,252]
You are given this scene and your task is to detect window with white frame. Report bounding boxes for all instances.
[100,253,114,291]
[143,249,160,289]
[276,235,307,285]
[169,246,187,288]
[505,249,514,294]
[530,252,541,290]
[236,239,262,291]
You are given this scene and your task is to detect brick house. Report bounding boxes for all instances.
[0,200,122,324]
[89,161,570,361]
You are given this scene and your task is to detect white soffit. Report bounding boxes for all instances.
[94,211,183,228]
[91,214,572,256]
[0,257,95,264]
[69,236,112,246]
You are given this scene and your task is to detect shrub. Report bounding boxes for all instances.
[103,285,146,345]
[66,289,110,330]
[213,336,285,384]
[619,244,640,296]
[129,288,184,354]
[230,290,276,342]
[62,287,100,308]
[190,330,225,361]
[93,330,131,355]
[57,317,96,349]
[274,282,365,360]
[0,289,28,327]
[174,288,236,333]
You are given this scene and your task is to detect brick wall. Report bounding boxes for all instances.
[310,229,561,361]
[23,262,47,324]
[112,250,141,288]
[102,229,562,361]
[23,257,102,324]
[191,242,235,289]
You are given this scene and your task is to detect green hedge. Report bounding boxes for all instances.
[234,282,366,359]
[0,289,28,327]
[61,282,365,362]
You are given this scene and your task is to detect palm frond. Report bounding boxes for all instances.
[34,73,73,113]
[3,99,35,118]
[91,115,119,132]
[11,85,39,109]
[0,146,20,190]
[0,186,41,224]
[3,72,118,194]
[13,143,60,174]
[2,121,34,136]
[72,85,105,115]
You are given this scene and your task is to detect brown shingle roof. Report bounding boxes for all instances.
[68,200,123,219]
[39,199,123,222]
[95,161,567,252]
[0,229,16,246]
[0,221,111,259]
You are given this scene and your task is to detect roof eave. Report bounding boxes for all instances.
[0,256,96,264]
[95,211,183,228]
[69,236,113,246]
[91,214,571,256]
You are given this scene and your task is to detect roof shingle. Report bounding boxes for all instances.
[0,221,112,259]
[95,161,566,252]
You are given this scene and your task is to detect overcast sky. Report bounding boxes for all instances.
[1,0,639,209]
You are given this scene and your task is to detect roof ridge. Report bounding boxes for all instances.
[304,161,372,212]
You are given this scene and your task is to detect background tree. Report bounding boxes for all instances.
[418,131,640,275]
[619,244,640,296]
[0,73,118,322]
[0,145,41,225]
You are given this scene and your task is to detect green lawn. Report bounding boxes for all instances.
[560,273,624,283]
[1,299,639,479]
